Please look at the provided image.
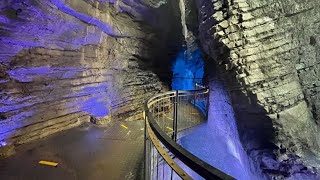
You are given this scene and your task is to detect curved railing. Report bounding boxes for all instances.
[144,86,235,180]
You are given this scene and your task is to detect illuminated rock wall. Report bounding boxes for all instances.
[0,0,180,145]
[196,0,320,178]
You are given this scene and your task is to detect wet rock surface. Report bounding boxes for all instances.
[0,0,181,146]
[0,143,15,159]
[0,121,145,180]
[196,0,320,179]
[1,0,320,179]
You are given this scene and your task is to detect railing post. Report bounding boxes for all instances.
[143,109,150,180]
[143,111,147,180]
[173,90,178,142]
[144,87,234,180]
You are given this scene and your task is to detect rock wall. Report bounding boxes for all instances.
[0,0,180,145]
[196,0,320,178]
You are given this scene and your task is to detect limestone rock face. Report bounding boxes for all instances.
[0,0,181,145]
[0,142,15,159]
[196,0,320,178]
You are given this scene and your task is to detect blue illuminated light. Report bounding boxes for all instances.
[0,15,9,24]
[0,0,110,64]
[7,67,82,82]
[0,141,7,147]
[82,97,110,118]
[50,0,126,37]
[0,111,34,141]
[67,84,110,118]
[171,48,204,90]
[0,97,39,113]
[0,0,117,143]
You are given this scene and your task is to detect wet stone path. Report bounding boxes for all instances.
[0,121,145,180]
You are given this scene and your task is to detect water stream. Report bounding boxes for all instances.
[178,0,188,39]
[172,1,265,179]
[178,80,265,179]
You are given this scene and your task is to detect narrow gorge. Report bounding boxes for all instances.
[1,0,320,180]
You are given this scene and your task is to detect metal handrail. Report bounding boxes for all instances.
[145,118,193,180]
[144,87,235,180]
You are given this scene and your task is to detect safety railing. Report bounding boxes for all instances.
[144,86,235,180]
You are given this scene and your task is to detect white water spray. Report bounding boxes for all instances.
[178,80,266,179]
[179,0,188,40]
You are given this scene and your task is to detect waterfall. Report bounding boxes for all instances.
[179,80,266,179]
[171,49,204,90]
[179,0,188,39]
[172,0,204,91]
[172,1,265,179]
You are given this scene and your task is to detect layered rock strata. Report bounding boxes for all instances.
[0,0,180,145]
[196,0,320,178]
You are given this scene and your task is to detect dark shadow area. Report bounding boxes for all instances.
[195,0,276,160]
[0,121,145,180]
[200,30,278,179]
[146,1,184,86]
[202,43,276,153]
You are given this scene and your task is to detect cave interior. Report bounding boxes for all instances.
[1,0,320,180]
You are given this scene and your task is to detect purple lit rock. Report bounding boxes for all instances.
[0,0,180,146]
